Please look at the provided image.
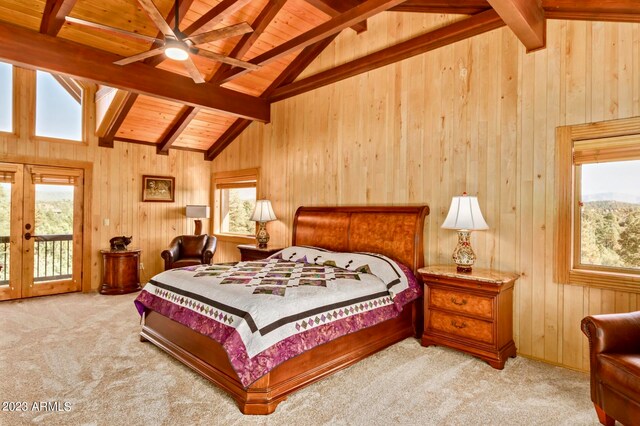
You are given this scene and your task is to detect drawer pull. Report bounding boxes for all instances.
[450,297,467,306]
[451,320,467,329]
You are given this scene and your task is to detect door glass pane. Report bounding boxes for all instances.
[580,160,640,270]
[220,187,256,235]
[0,182,10,285]
[34,184,74,282]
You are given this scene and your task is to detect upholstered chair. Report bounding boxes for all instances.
[161,235,217,270]
[581,311,640,426]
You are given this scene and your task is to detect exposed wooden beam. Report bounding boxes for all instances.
[389,0,640,20]
[0,21,269,122]
[304,0,368,33]
[266,34,339,90]
[270,10,504,102]
[111,136,206,153]
[205,35,338,161]
[96,89,126,135]
[156,106,200,154]
[98,92,137,147]
[218,0,407,84]
[487,0,545,51]
[211,0,287,83]
[389,0,491,14]
[543,0,640,23]
[40,0,78,36]
[204,119,252,161]
[182,0,253,36]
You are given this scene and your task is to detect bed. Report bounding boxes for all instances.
[136,205,429,414]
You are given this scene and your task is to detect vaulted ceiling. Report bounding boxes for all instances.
[0,0,638,160]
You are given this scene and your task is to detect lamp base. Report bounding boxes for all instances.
[452,230,476,273]
[256,221,270,249]
[193,219,202,236]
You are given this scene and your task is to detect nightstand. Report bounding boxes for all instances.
[237,244,283,261]
[418,265,518,369]
[100,249,142,295]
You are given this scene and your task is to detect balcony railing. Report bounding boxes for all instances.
[0,235,8,285]
[0,234,73,284]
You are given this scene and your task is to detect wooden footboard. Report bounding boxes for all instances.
[141,304,416,414]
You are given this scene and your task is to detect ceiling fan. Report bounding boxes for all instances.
[65,0,260,84]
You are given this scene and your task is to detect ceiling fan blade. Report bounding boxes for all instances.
[136,0,177,38]
[182,56,206,84]
[65,16,161,44]
[114,47,165,65]
[194,48,260,71]
[185,22,254,46]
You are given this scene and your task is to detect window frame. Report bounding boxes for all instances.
[30,70,89,145]
[555,117,640,293]
[211,168,259,244]
[0,63,17,136]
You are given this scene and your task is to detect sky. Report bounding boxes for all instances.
[36,184,74,200]
[582,160,640,200]
[232,188,256,201]
[35,71,82,141]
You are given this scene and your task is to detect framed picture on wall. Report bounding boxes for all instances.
[142,175,175,202]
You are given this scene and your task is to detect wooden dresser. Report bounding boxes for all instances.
[418,265,518,369]
[100,249,142,295]
[237,244,283,261]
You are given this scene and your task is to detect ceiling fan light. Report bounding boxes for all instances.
[165,45,189,61]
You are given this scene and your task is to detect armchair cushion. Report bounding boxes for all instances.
[598,354,640,402]
[180,235,208,258]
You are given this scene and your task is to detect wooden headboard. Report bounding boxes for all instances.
[292,206,429,274]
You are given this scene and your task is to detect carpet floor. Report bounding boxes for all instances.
[0,292,598,425]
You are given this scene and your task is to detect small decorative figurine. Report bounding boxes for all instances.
[109,236,132,251]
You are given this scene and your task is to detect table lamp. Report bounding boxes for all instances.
[185,205,210,235]
[442,193,489,272]
[250,200,277,248]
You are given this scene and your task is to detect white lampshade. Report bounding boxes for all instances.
[250,200,277,222]
[442,194,489,231]
[185,205,210,219]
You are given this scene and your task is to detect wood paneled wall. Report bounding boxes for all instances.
[0,67,211,290]
[211,15,640,371]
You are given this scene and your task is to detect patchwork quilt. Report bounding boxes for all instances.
[134,246,420,387]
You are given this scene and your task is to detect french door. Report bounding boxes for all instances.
[0,162,84,301]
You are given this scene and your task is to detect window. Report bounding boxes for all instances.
[556,118,640,292]
[0,62,12,133]
[213,168,258,241]
[35,71,83,141]
[579,161,640,271]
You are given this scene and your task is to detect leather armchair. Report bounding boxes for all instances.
[581,311,640,426]
[161,235,217,271]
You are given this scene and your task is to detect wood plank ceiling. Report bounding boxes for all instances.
[0,0,639,160]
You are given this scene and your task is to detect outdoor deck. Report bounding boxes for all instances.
[0,234,73,284]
